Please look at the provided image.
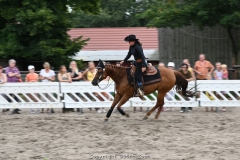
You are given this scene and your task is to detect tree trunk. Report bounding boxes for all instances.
[226,26,238,65]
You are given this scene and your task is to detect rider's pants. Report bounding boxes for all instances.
[135,62,143,87]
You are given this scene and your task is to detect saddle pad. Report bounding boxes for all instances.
[126,67,161,86]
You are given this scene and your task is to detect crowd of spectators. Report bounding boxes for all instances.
[158,53,229,113]
[0,59,109,115]
[0,54,230,115]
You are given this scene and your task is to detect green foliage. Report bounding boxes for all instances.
[0,0,99,68]
[71,0,154,28]
[141,0,240,29]
[141,0,240,64]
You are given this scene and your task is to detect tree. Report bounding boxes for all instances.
[71,0,154,28]
[141,0,240,65]
[0,0,100,69]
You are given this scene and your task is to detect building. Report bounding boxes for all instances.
[67,27,159,65]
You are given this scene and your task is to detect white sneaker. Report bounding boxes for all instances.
[97,109,102,113]
[188,110,192,112]
[179,110,184,113]
[102,109,106,113]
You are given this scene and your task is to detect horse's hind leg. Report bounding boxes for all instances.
[154,99,164,119]
[105,93,121,121]
[143,93,164,120]
[116,94,131,118]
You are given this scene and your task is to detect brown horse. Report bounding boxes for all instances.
[92,60,193,121]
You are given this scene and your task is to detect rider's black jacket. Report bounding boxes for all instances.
[123,43,147,67]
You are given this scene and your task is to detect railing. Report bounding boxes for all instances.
[0,81,239,109]
[0,82,62,108]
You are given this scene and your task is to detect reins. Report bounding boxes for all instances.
[97,78,114,90]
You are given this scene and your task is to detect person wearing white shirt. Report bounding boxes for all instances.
[39,62,56,113]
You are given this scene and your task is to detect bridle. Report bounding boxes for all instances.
[96,67,114,90]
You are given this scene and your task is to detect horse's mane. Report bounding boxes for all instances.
[105,64,127,78]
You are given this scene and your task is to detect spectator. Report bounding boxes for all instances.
[25,65,40,113]
[58,65,72,82]
[82,61,105,113]
[39,62,56,113]
[221,64,229,80]
[68,61,83,82]
[82,61,97,81]
[213,62,226,112]
[167,62,175,70]
[0,66,7,84]
[194,54,214,80]
[58,65,72,113]
[183,59,195,79]
[0,66,8,114]
[5,59,21,114]
[221,64,228,112]
[40,62,55,82]
[179,63,194,113]
[165,62,175,111]
[26,65,39,82]
[213,62,222,80]
[194,54,214,112]
[158,62,165,68]
[179,63,194,82]
[68,61,83,113]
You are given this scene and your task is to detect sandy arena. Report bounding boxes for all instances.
[1,107,240,160]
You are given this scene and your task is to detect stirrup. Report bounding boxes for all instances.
[137,88,144,96]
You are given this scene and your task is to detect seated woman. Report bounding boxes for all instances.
[179,63,194,113]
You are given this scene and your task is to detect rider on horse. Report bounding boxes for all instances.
[120,34,147,96]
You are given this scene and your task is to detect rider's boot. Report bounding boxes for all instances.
[137,85,145,97]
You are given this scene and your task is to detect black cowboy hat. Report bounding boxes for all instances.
[124,34,139,42]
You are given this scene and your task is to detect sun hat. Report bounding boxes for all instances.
[167,62,175,67]
[28,65,35,70]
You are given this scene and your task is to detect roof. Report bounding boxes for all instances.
[67,27,158,50]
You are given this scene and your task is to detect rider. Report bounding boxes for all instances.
[120,34,147,96]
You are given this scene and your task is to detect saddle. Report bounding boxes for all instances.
[127,63,161,97]
[130,63,158,77]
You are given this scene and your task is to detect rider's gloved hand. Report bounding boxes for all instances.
[142,67,146,72]
[120,61,124,65]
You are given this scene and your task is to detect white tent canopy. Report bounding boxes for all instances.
[72,49,159,61]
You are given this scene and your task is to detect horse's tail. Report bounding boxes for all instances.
[174,71,194,97]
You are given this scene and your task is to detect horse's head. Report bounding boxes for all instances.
[92,59,107,86]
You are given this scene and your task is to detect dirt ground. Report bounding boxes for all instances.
[0,107,240,160]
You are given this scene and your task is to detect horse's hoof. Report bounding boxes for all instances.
[104,118,108,122]
[143,116,148,120]
[125,113,130,118]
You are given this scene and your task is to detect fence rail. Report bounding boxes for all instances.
[0,81,239,109]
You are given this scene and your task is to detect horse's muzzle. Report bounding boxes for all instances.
[92,81,98,86]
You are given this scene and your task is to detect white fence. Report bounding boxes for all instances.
[0,82,62,108]
[0,81,239,109]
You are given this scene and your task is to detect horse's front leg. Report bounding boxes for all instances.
[104,93,121,122]
[116,94,131,118]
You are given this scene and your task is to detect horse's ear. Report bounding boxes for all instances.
[98,59,105,68]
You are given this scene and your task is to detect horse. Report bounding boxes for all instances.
[92,60,194,121]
